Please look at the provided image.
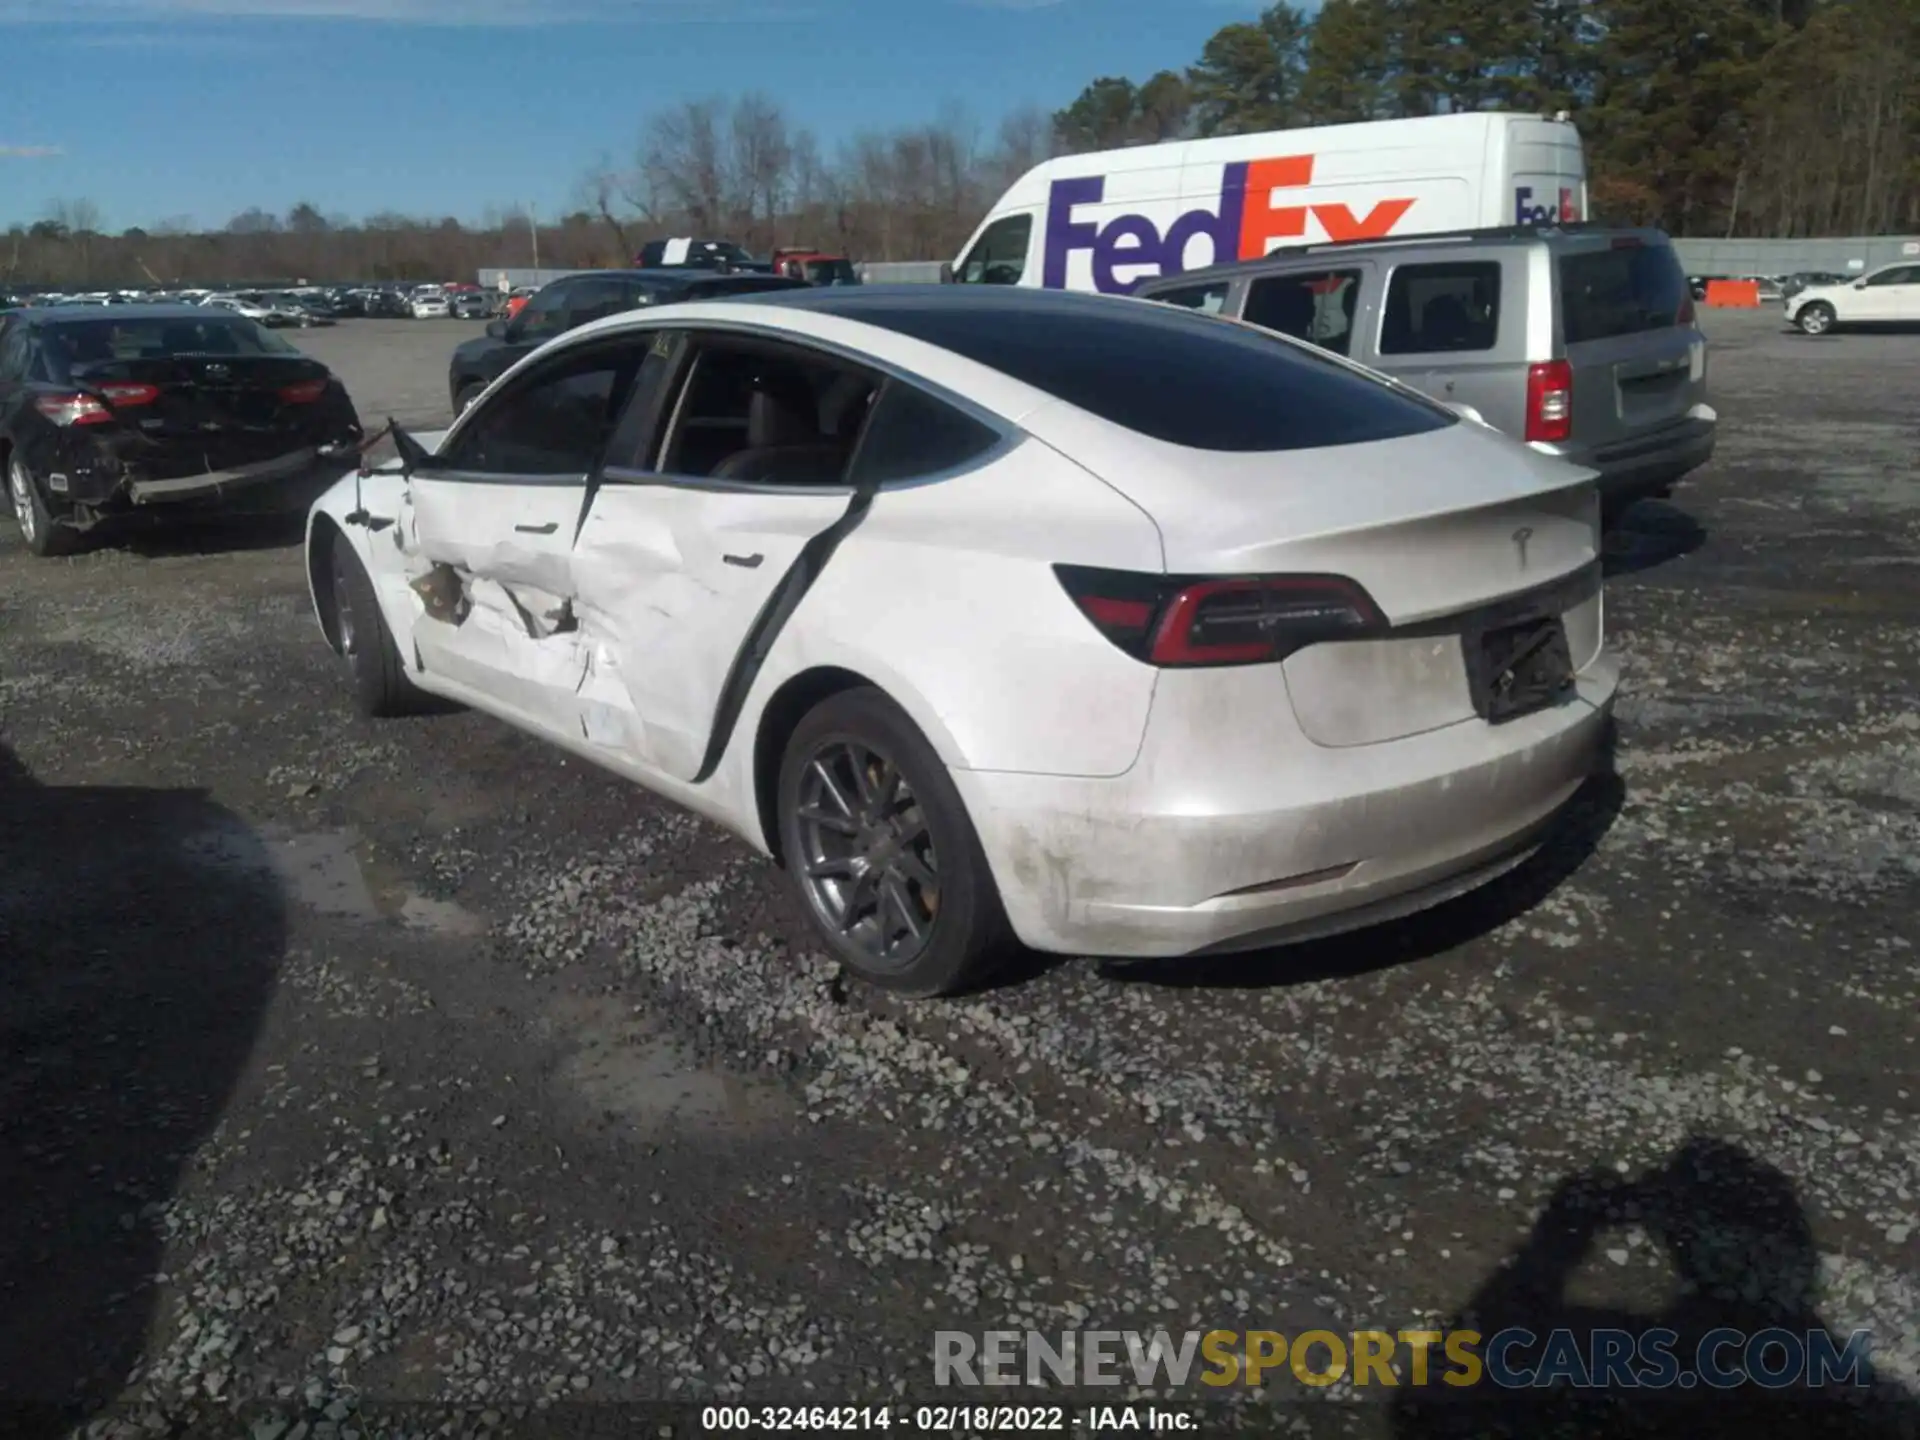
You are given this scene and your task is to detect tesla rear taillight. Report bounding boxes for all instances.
[34,392,114,426]
[279,379,329,403]
[1525,360,1573,443]
[96,381,159,407]
[1054,565,1385,668]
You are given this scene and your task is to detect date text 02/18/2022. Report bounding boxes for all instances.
[698,1404,1198,1432]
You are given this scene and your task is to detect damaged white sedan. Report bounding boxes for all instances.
[305,286,1618,996]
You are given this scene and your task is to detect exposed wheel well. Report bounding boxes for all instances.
[752,666,876,866]
[308,515,346,655]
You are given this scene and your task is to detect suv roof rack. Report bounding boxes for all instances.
[1145,221,1655,289]
[1251,220,1626,261]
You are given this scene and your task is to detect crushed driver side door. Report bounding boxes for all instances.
[402,335,650,734]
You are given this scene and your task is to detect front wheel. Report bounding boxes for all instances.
[7,452,80,557]
[777,687,1014,997]
[329,534,427,718]
[1796,302,1836,336]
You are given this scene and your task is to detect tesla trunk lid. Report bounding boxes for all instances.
[1033,411,1606,747]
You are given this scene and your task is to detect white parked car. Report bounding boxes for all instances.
[1785,262,1920,335]
[410,287,451,319]
[203,293,277,323]
[305,287,1617,996]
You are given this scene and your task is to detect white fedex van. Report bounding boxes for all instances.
[951,111,1586,295]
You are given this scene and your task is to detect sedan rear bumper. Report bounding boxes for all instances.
[124,446,357,511]
[952,656,1619,959]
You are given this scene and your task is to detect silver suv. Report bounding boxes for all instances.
[1135,225,1715,518]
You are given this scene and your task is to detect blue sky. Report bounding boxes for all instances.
[0,0,1252,233]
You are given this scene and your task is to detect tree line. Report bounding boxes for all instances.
[5,0,1915,288]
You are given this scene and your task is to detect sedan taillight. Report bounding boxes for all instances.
[280,379,329,403]
[1054,565,1386,668]
[34,392,115,426]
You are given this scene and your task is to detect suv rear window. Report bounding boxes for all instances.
[843,293,1454,452]
[1558,243,1689,343]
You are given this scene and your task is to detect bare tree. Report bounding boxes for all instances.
[639,98,731,235]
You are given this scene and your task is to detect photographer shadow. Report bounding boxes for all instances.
[0,742,286,1437]
[1392,1137,1919,1439]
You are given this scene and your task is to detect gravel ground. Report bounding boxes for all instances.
[1,311,1916,1440]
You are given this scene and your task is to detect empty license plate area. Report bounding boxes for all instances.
[1464,613,1575,723]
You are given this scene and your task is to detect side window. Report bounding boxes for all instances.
[437,339,649,477]
[1866,266,1917,286]
[848,382,1002,487]
[956,215,1033,286]
[1242,269,1362,356]
[562,278,633,328]
[512,281,574,344]
[1379,262,1502,355]
[0,324,25,382]
[1150,282,1230,315]
[657,337,880,488]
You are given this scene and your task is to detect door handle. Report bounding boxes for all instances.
[514,521,558,535]
[723,552,763,568]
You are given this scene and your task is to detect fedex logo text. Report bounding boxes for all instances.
[1515,185,1581,225]
[1042,155,1417,293]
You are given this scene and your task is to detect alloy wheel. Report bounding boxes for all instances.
[793,740,940,970]
[8,457,38,546]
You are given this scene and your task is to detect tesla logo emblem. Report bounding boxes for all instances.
[1512,526,1535,569]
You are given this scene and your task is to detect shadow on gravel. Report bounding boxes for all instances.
[0,741,285,1438]
[1391,1137,1920,1439]
[1604,500,1708,579]
[1096,744,1625,994]
[111,512,308,559]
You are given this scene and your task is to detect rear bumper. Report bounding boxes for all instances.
[1537,409,1716,506]
[953,655,1619,959]
[119,446,357,514]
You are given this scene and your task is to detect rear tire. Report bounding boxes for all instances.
[777,687,1015,998]
[8,452,81,557]
[329,533,426,718]
[1796,302,1836,336]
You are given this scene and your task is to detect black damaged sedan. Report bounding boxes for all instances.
[0,304,363,555]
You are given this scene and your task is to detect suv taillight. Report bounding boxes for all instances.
[279,378,329,403]
[1525,360,1573,443]
[1054,565,1385,668]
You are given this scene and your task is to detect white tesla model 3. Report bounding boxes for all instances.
[306,286,1618,996]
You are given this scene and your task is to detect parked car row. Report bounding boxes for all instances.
[1682,265,1920,334]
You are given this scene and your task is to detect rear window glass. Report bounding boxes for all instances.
[1558,244,1688,343]
[44,316,295,363]
[840,293,1453,452]
[1381,262,1502,354]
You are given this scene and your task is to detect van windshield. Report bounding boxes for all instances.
[1559,243,1690,343]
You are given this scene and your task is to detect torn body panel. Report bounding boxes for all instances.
[569,484,848,782]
